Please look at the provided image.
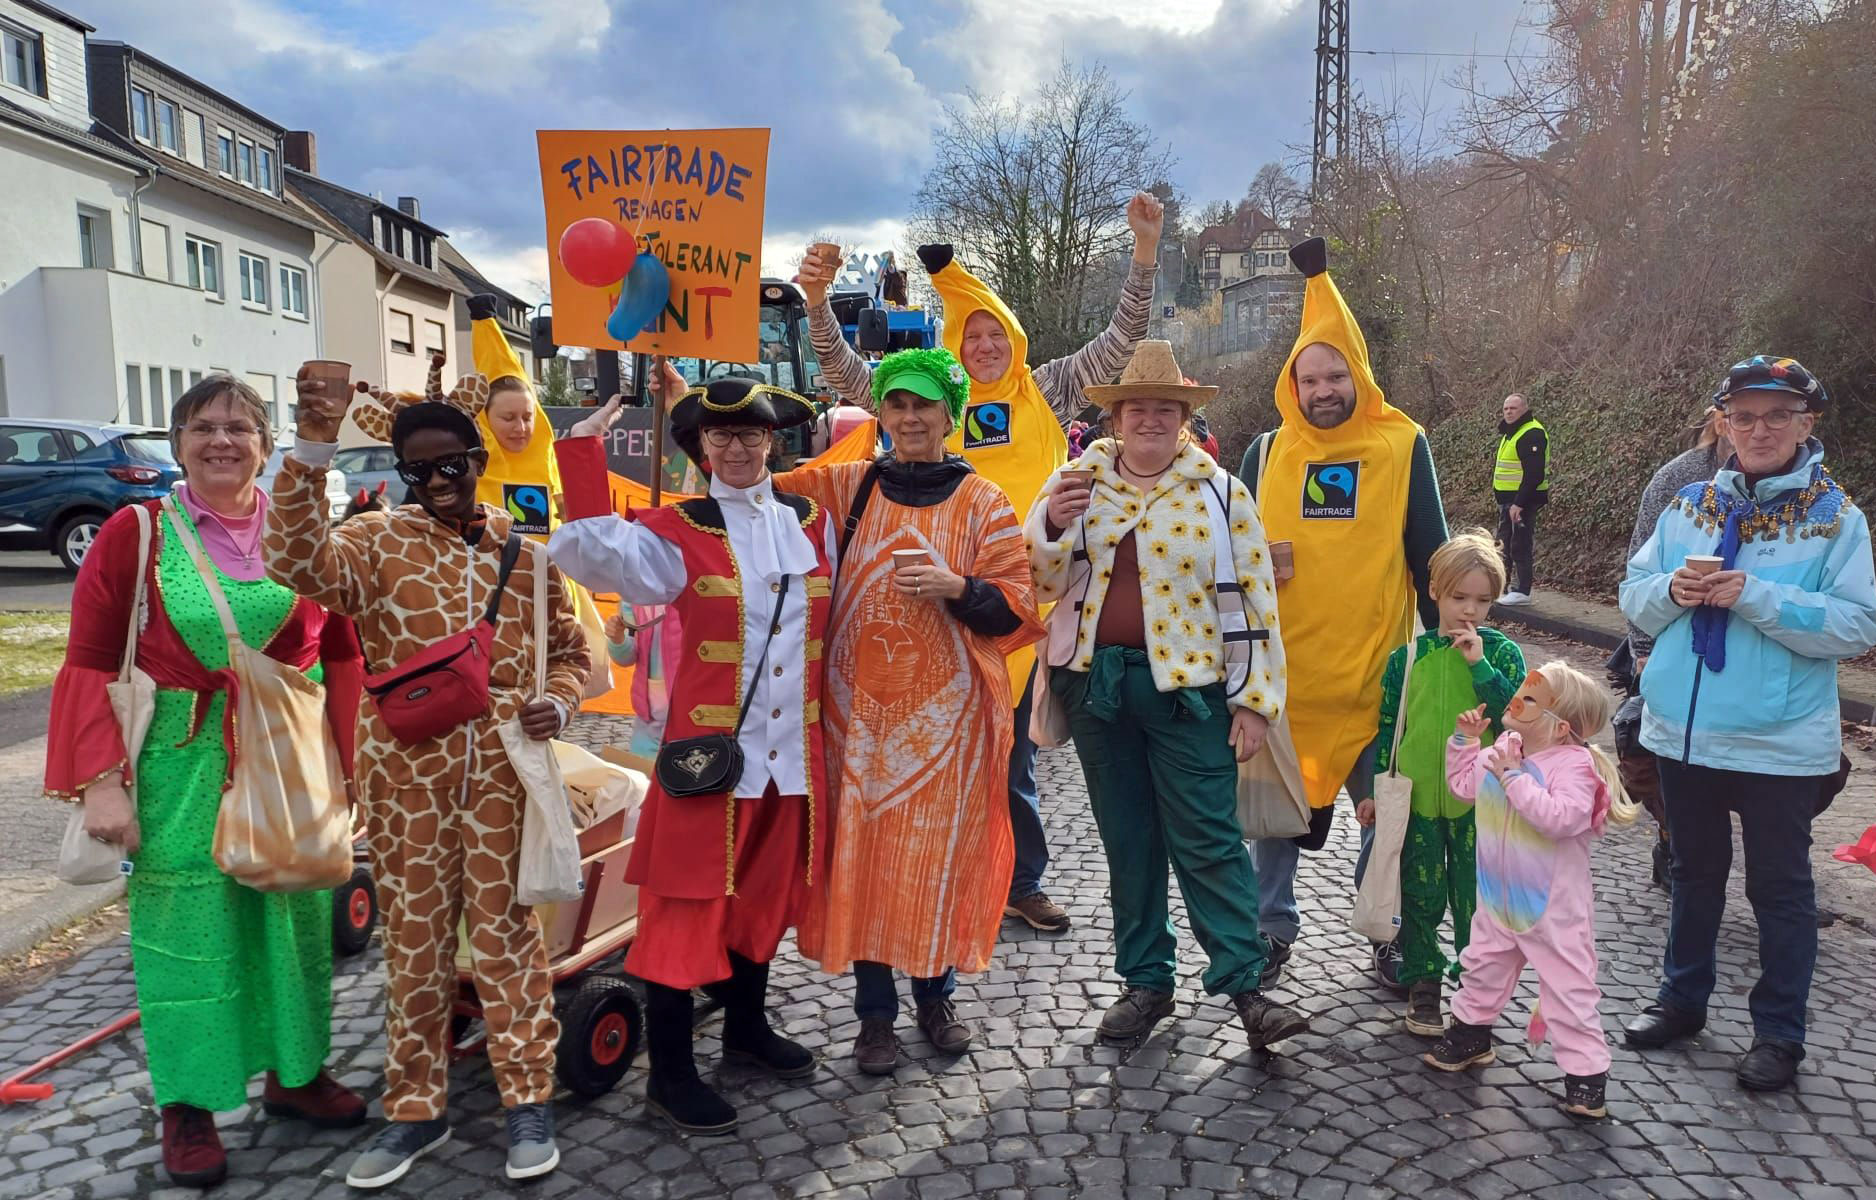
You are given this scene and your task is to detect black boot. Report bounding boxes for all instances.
[711,952,817,1080]
[643,983,737,1136]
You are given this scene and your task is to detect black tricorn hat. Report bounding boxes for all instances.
[669,377,815,463]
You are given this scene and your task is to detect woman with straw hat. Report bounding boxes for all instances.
[1025,340,1310,1052]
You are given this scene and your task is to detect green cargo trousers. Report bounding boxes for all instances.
[1053,647,1268,996]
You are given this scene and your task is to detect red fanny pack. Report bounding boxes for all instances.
[364,533,523,744]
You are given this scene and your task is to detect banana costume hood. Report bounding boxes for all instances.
[472,312,563,535]
[930,257,1068,696]
[1260,238,1422,809]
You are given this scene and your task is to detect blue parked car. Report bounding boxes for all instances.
[0,418,184,570]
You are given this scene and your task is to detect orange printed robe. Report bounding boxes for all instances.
[783,460,1043,977]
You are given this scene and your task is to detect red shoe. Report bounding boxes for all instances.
[262,1070,368,1128]
[161,1104,227,1188]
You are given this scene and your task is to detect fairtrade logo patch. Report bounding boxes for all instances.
[1301,461,1359,519]
[503,483,551,534]
[962,402,1012,450]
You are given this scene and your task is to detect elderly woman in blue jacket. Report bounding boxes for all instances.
[1618,356,1876,1093]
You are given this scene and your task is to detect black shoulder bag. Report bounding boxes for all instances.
[653,576,792,797]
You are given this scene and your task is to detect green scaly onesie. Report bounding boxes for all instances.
[127,505,335,1110]
[1377,629,1523,986]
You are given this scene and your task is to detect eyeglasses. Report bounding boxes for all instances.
[700,428,769,448]
[396,452,474,486]
[181,421,262,439]
[1722,408,1805,432]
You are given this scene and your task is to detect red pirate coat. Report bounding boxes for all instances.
[622,497,835,900]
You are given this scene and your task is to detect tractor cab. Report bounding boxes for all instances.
[631,278,825,470]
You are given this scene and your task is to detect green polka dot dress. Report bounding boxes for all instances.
[127,506,335,1111]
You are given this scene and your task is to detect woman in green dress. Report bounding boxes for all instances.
[46,377,367,1188]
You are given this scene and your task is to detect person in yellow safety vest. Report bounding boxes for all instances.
[1493,393,1549,605]
[792,192,1166,938]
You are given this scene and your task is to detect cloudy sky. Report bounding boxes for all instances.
[72,0,1537,300]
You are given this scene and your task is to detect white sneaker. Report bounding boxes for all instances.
[1497,591,1530,606]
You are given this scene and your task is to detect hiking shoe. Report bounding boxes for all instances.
[1623,1002,1705,1049]
[1372,940,1407,995]
[853,1017,899,1075]
[345,1117,451,1189]
[1404,979,1444,1037]
[1230,991,1310,1050]
[504,1103,559,1180]
[1737,1037,1803,1092]
[1423,1020,1495,1071]
[262,1069,367,1129]
[161,1104,226,1189]
[915,998,974,1055]
[1563,1072,1608,1119]
[1098,986,1175,1043]
[1005,891,1071,933]
[1259,933,1293,989]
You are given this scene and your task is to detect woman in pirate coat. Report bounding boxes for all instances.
[548,378,837,1136]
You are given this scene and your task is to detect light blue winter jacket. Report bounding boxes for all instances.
[1620,439,1876,775]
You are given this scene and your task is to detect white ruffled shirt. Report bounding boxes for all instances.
[548,472,834,798]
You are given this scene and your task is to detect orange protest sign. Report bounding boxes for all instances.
[538,128,770,361]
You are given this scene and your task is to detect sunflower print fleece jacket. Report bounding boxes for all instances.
[1025,437,1285,719]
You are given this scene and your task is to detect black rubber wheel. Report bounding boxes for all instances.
[54,512,106,572]
[331,866,377,956]
[555,976,642,1098]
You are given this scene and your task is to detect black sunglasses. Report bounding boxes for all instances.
[396,452,475,486]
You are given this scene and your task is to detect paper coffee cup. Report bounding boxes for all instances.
[811,241,841,267]
[1059,468,1095,487]
[1685,555,1723,576]
[303,360,351,405]
[891,549,930,571]
[1269,540,1295,582]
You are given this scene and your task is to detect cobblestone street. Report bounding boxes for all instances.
[2,633,1874,1200]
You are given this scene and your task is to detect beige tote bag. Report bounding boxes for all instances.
[58,505,157,885]
[165,498,352,892]
[1352,637,1417,943]
[503,543,585,906]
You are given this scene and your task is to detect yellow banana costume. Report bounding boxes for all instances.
[929,261,1067,696]
[471,316,563,534]
[1258,243,1421,810]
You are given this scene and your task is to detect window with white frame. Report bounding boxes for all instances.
[2,20,45,97]
[424,319,446,360]
[389,309,415,355]
[185,236,222,296]
[145,365,165,425]
[258,148,275,192]
[236,140,254,185]
[124,365,141,424]
[156,99,179,153]
[77,206,112,269]
[131,87,153,141]
[217,127,234,175]
[279,264,307,318]
[239,252,269,307]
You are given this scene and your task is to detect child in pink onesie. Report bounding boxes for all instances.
[1423,660,1639,1119]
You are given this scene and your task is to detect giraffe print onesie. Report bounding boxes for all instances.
[264,454,590,1121]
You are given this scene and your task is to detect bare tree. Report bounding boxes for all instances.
[1246,162,1305,229]
[911,60,1173,363]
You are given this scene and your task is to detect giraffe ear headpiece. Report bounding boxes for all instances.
[349,352,492,445]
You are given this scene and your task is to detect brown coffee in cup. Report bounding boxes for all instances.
[1269,540,1295,582]
[1685,554,1723,576]
[302,360,351,410]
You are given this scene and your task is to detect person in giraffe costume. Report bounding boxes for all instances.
[265,362,589,1188]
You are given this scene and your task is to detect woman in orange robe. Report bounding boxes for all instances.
[779,348,1042,1074]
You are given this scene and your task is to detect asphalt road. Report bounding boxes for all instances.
[0,550,74,611]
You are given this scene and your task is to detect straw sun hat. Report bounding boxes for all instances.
[1083,340,1218,410]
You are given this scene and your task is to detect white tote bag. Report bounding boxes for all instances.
[504,544,585,906]
[58,505,157,886]
[1235,713,1312,840]
[1351,639,1417,943]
